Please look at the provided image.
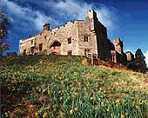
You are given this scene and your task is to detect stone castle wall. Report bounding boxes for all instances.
[19,9,130,65]
[19,10,100,57]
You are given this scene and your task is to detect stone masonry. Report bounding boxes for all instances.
[19,9,146,66]
[19,10,111,59]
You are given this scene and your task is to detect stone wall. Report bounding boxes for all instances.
[19,21,80,56]
[19,10,102,57]
[19,9,135,66]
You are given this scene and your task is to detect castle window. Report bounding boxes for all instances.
[31,40,33,45]
[67,50,72,55]
[68,37,71,44]
[84,49,90,56]
[44,36,47,39]
[84,35,88,42]
[23,49,26,55]
[39,43,43,51]
[31,47,34,54]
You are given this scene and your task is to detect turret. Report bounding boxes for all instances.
[126,51,134,62]
[112,38,123,54]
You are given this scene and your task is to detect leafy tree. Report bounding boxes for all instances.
[0,10,9,56]
[135,48,147,72]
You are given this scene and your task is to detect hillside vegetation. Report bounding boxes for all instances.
[0,55,148,118]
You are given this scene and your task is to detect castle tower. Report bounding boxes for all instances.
[85,9,97,31]
[126,51,134,62]
[85,9,110,60]
[113,38,123,54]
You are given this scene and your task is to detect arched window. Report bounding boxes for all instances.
[84,35,89,42]
[49,40,61,55]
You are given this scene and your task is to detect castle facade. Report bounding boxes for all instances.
[19,10,130,65]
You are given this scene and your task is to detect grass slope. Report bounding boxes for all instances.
[0,55,148,118]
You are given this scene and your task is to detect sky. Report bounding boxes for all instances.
[0,0,148,65]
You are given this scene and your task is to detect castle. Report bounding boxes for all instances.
[19,9,146,67]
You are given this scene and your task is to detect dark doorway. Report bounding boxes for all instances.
[67,50,72,55]
[23,49,26,56]
[50,41,61,55]
[39,43,43,52]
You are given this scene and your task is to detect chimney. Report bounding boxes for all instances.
[43,23,50,31]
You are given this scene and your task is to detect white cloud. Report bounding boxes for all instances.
[54,0,91,19]
[33,11,53,30]
[2,0,118,32]
[46,0,118,31]
[144,51,148,67]
[97,6,116,31]
[2,0,54,30]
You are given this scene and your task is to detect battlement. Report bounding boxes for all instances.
[51,20,84,32]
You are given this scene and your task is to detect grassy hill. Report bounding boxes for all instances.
[0,55,148,118]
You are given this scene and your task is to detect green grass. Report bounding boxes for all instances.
[0,55,148,118]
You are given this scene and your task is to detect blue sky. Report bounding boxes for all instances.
[1,0,148,64]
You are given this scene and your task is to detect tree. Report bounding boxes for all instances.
[135,48,147,73]
[0,10,9,56]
